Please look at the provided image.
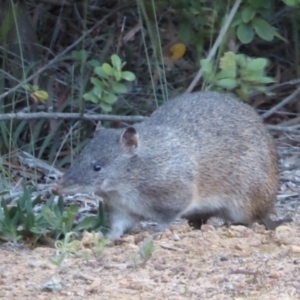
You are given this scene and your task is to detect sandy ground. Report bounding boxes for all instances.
[1,213,300,300]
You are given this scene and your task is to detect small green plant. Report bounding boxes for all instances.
[0,187,47,243]
[48,232,81,267]
[41,200,79,239]
[130,253,141,268]
[232,0,286,44]
[72,51,136,112]
[201,51,275,100]
[0,187,108,245]
[41,196,106,240]
[139,239,155,263]
[129,239,155,267]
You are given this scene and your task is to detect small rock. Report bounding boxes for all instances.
[234,244,244,251]
[274,226,295,245]
[128,282,144,291]
[87,280,101,293]
[27,260,37,268]
[172,233,181,241]
[210,275,223,284]
[161,274,170,283]
[224,229,238,238]
[291,245,300,253]
[201,224,215,232]
[81,231,99,248]
[42,278,62,292]
[269,271,279,279]
[154,264,166,271]
[229,225,253,237]
[220,256,228,261]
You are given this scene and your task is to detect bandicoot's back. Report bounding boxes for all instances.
[53,91,283,240]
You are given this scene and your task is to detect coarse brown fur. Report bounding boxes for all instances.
[52,91,292,239]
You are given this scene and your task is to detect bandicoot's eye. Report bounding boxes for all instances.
[93,163,102,171]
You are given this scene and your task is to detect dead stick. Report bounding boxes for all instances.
[0,112,146,122]
[262,86,300,119]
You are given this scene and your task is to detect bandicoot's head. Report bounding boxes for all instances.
[52,126,145,197]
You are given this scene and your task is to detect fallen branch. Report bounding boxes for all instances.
[267,125,300,134]
[1,112,299,135]
[262,85,300,119]
[0,112,147,123]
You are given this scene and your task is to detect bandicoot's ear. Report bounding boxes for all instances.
[120,127,139,149]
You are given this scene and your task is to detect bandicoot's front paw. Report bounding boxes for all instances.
[105,227,124,240]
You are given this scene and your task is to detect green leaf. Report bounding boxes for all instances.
[113,70,122,81]
[231,13,243,27]
[216,78,238,89]
[241,6,256,23]
[83,93,92,101]
[273,30,288,43]
[252,17,275,41]
[112,83,128,94]
[41,206,61,229]
[100,103,112,112]
[101,63,113,76]
[253,76,275,84]
[219,52,237,78]
[88,59,101,67]
[94,66,109,79]
[200,59,213,75]
[22,84,31,91]
[282,0,300,7]
[121,71,136,81]
[63,204,79,233]
[75,216,98,231]
[101,93,118,104]
[90,77,103,87]
[247,58,269,70]
[235,54,248,68]
[0,7,14,42]
[57,196,65,215]
[237,23,254,44]
[111,54,122,70]
[71,50,88,62]
[92,86,103,97]
[216,70,236,80]
[83,93,99,103]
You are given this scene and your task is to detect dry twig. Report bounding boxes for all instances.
[262,85,300,119]
[0,112,146,123]
[185,0,242,93]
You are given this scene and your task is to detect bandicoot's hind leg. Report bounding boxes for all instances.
[185,213,215,229]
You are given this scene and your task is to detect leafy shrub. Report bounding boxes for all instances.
[0,187,108,245]
[201,51,275,99]
[72,51,136,112]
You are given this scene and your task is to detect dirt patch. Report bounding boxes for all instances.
[1,216,300,300]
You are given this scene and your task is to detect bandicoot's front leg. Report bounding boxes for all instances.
[105,211,137,240]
